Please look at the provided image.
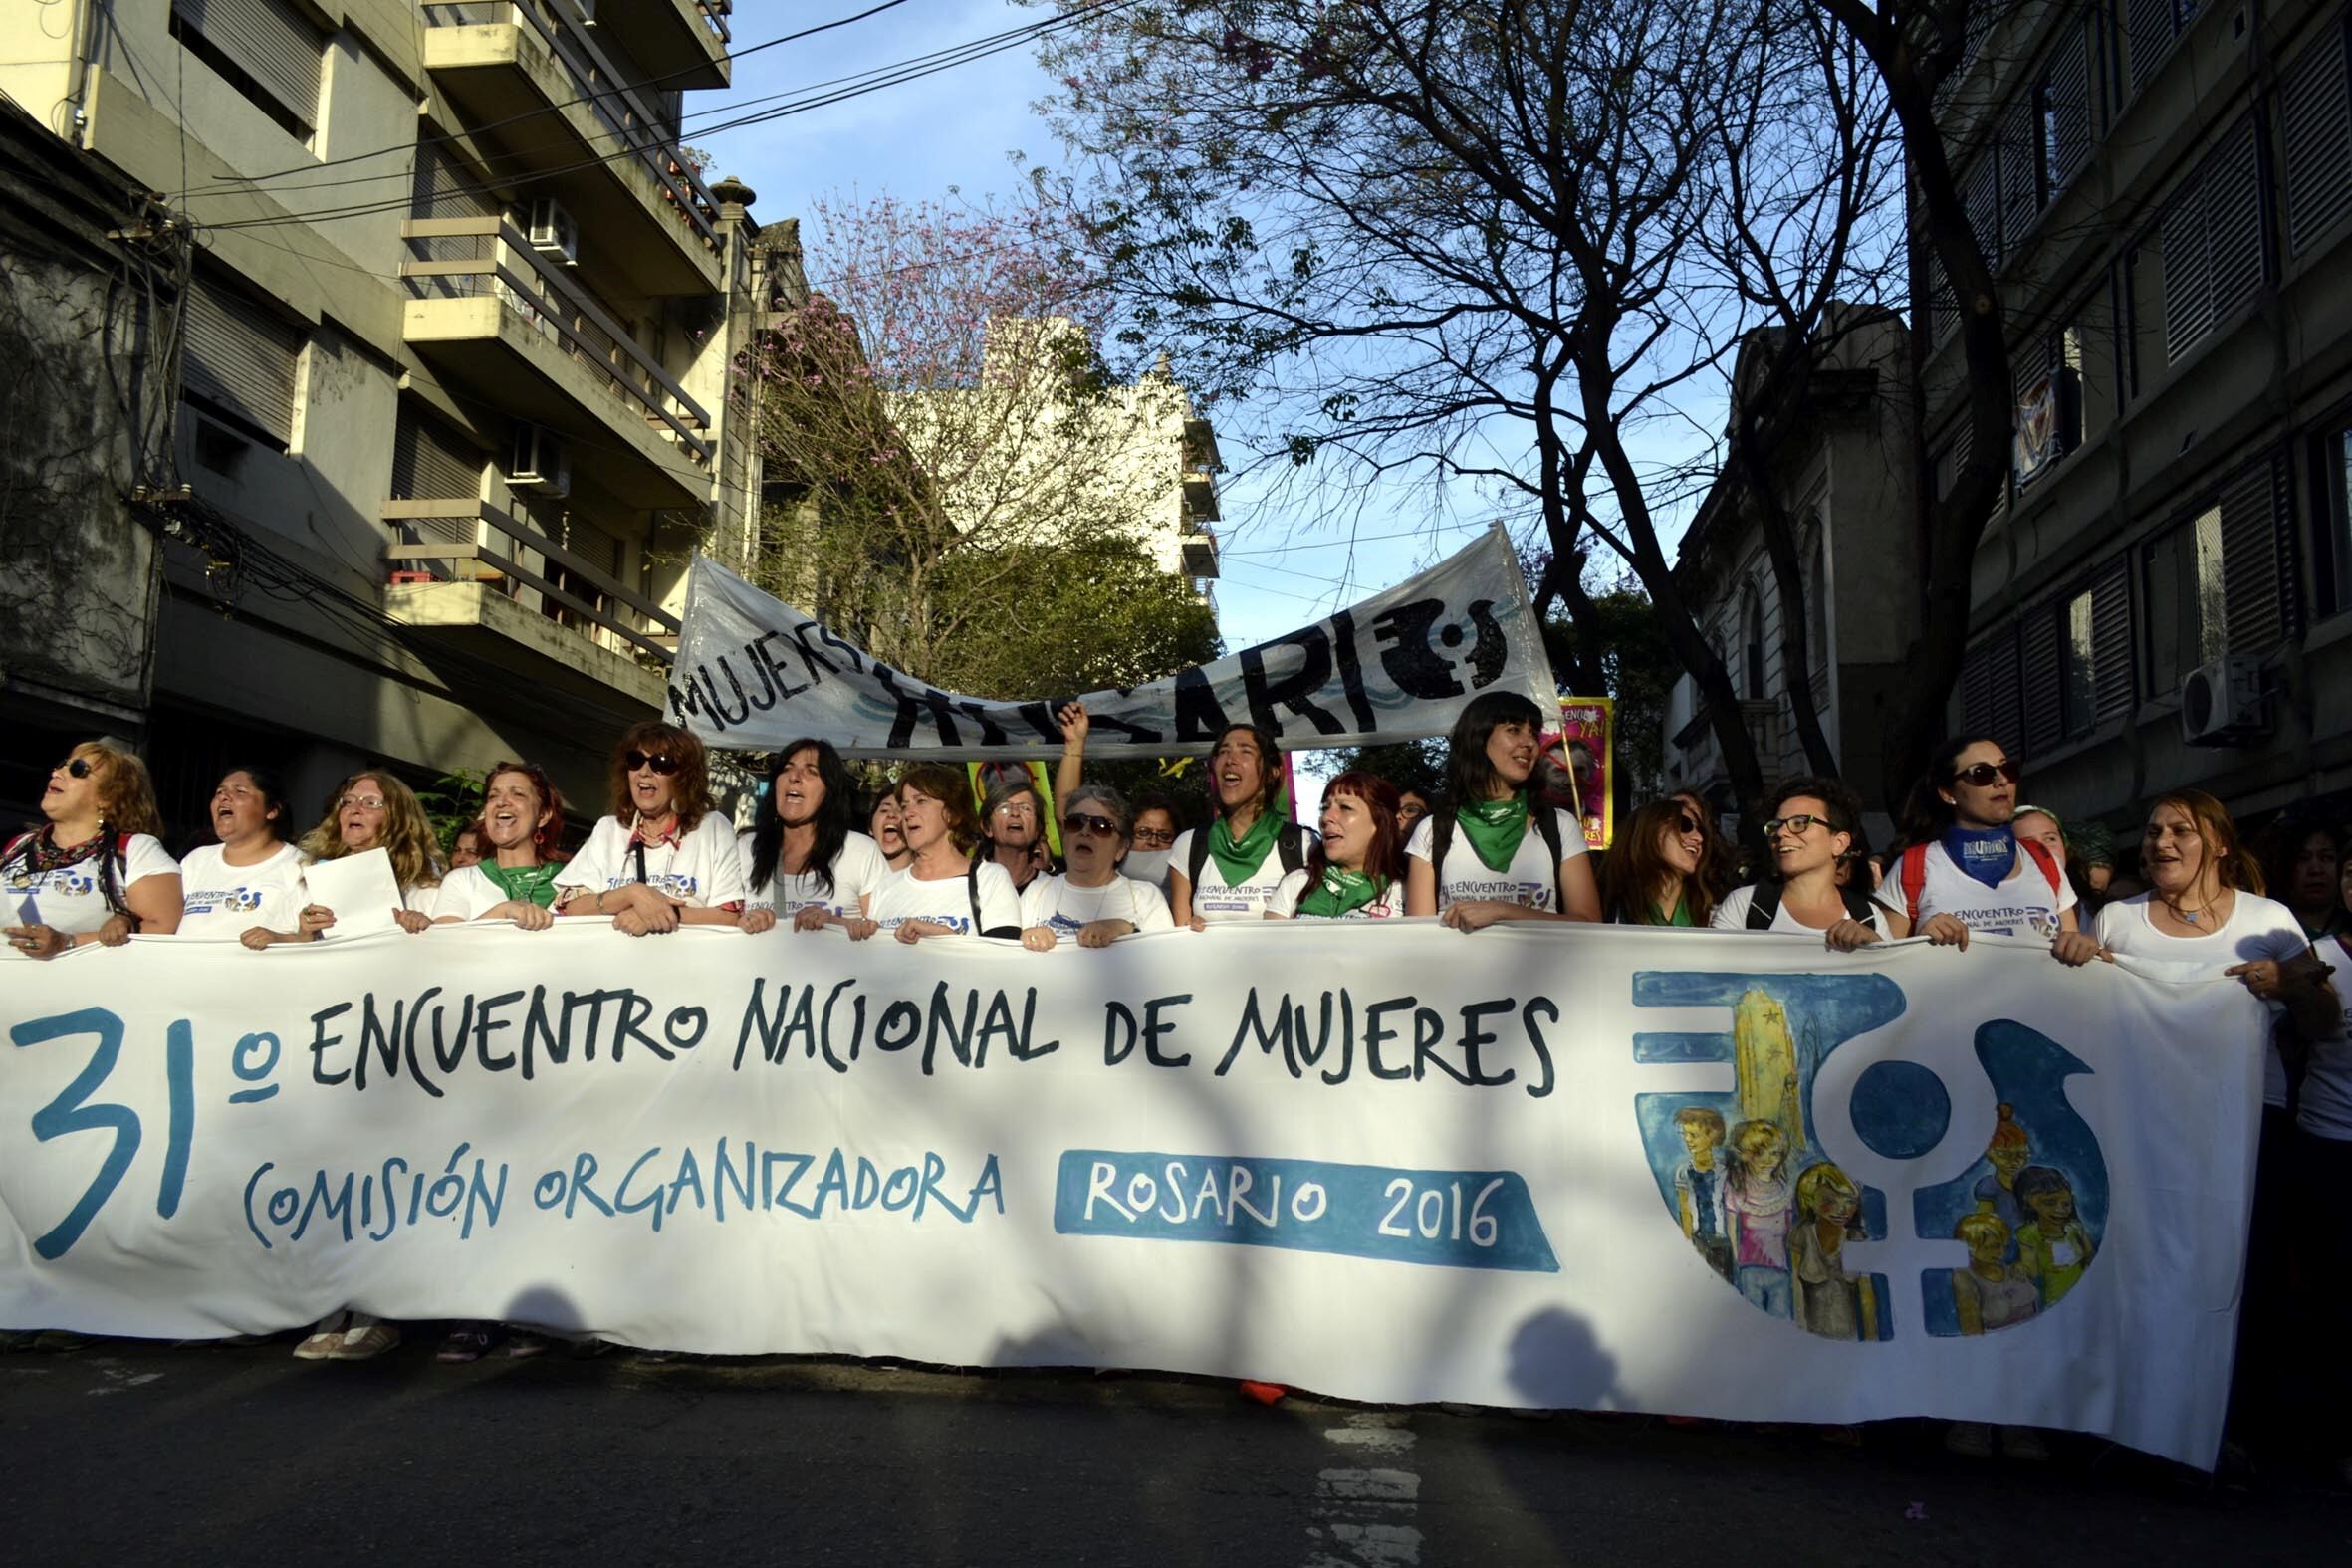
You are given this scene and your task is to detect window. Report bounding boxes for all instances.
[2309,425,2352,618]
[2039,16,2095,196]
[181,275,303,448]
[2011,321,2086,488]
[2280,16,2352,256]
[2059,561,2135,736]
[2143,459,2289,694]
[390,404,486,507]
[169,0,325,139]
[2127,0,2200,97]
[2158,115,2267,364]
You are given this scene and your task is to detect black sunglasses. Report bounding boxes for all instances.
[623,750,681,776]
[57,758,94,779]
[1950,760,2021,787]
[1062,813,1121,837]
[1675,810,1704,837]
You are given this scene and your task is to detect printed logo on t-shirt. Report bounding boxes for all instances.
[1961,905,2058,940]
[8,869,98,899]
[185,885,266,916]
[1449,874,1552,911]
[876,913,970,934]
[605,872,701,901]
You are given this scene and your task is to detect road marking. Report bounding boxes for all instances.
[85,1362,164,1397]
[1303,1418,1423,1566]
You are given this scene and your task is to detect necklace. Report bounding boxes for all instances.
[2161,889,2222,926]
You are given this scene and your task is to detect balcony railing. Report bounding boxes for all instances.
[421,0,721,256]
[384,499,680,665]
[699,0,731,45]
[400,216,713,464]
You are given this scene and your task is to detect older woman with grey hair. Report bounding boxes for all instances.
[1019,783,1173,949]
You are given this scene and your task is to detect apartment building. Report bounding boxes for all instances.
[0,0,766,830]
[1925,0,2352,829]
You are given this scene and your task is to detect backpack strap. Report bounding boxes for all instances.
[967,860,984,934]
[1187,824,1213,890]
[1277,820,1305,875]
[1900,843,1930,928]
[1839,882,1880,927]
[2017,837,2062,895]
[1529,803,1567,912]
[1430,812,1456,908]
[1746,881,1781,930]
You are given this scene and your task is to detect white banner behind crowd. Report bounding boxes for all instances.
[0,922,2258,1466]
[667,524,1555,757]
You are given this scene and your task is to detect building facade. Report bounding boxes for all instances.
[1923,0,2352,831]
[0,0,764,833]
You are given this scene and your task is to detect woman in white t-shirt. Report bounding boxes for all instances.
[868,763,1023,941]
[433,761,570,930]
[1405,691,1601,928]
[1873,736,2099,965]
[1168,722,1317,926]
[1020,784,1173,948]
[296,770,442,939]
[739,739,883,939]
[554,723,752,935]
[177,765,308,947]
[3,742,182,958]
[1269,771,1407,920]
[1711,778,1887,949]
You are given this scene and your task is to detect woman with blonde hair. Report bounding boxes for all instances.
[297,770,441,937]
[3,741,182,958]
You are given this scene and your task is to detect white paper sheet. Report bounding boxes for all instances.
[300,848,403,938]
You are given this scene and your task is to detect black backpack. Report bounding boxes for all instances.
[1429,804,1568,911]
[1743,880,1879,930]
[1185,816,1308,890]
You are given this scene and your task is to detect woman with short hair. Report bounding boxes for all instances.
[1168,722,1316,926]
[433,761,569,930]
[1601,797,1715,926]
[868,764,1023,941]
[979,773,1057,895]
[1020,784,1172,949]
[1269,772,1407,920]
[3,742,181,958]
[554,723,750,934]
[177,765,308,948]
[1405,691,1601,927]
[1712,779,1887,949]
[741,739,884,939]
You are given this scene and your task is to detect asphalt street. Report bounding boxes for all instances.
[3,1339,2346,1565]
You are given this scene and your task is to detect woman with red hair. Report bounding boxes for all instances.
[1269,772,1407,920]
[554,723,750,934]
[434,761,570,929]
[3,741,181,957]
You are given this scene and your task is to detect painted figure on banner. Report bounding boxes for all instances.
[1974,1104,2033,1250]
[1789,1162,1877,1340]
[1672,1106,1734,1281]
[1724,1119,1794,1316]
[2012,1165,2095,1307]
[1951,1212,2040,1334]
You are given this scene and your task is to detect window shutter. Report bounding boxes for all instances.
[2161,177,2214,362]
[2127,0,2181,96]
[1961,626,2023,750]
[2044,18,2094,192]
[1965,156,2002,269]
[2000,97,2042,251]
[2282,20,2352,254]
[1922,245,1958,344]
[2205,117,2267,324]
[2220,456,2289,652]
[2019,605,2063,757]
[390,404,485,508]
[2091,558,2135,721]
[172,0,324,129]
[182,276,301,444]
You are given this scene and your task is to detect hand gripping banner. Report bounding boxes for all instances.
[666,523,1556,758]
[0,922,2260,1467]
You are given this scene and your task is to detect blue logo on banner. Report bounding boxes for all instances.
[1053,1149,1559,1272]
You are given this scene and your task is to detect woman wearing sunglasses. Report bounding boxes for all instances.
[555,723,749,934]
[740,739,884,939]
[432,761,569,929]
[1878,737,2099,963]
[868,763,1023,941]
[1019,784,1172,949]
[1268,771,1407,920]
[1712,779,1886,948]
[177,765,309,947]
[1601,798,1717,926]
[295,771,441,939]
[3,743,182,959]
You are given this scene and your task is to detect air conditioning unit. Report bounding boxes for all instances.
[526,198,579,266]
[2180,653,2266,746]
[508,424,571,498]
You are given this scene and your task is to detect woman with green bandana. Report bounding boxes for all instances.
[1406,691,1602,927]
[1169,722,1317,927]
[431,760,569,930]
[1269,772,1407,920]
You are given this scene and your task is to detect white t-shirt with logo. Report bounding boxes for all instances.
[1268,867,1405,919]
[1711,883,1888,937]
[1021,873,1173,938]
[868,860,1024,937]
[1171,822,1319,922]
[2096,890,2312,1110]
[744,831,889,920]
[176,841,307,939]
[2297,936,2352,1141]
[554,816,749,909]
[432,862,570,922]
[1873,839,2076,939]
[2,831,180,938]
[1405,808,1586,911]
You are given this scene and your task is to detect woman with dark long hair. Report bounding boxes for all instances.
[1168,721,1315,926]
[1269,771,1408,920]
[4,741,181,958]
[433,761,569,929]
[553,722,750,934]
[741,739,884,938]
[1602,797,1715,926]
[1875,735,2098,963]
[176,765,306,946]
[1405,691,1600,927]
[2255,813,2347,941]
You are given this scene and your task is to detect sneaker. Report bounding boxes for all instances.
[436,1325,495,1364]
[503,1331,551,1360]
[1999,1426,2051,1461]
[293,1313,351,1360]
[330,1316,400,1361]
[1944,1421,1995,1459]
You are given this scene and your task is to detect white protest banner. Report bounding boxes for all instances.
[666,524,1555,758]
[0,923,2257,1467]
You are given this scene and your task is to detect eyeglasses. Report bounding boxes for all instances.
[56,758,93,779]
[338,795,387,812]
[623,751,681,776]
[1063,813,1120,837]
[1950,760,2021,787]
[1764,813,1829,838]
[1132,826,1177,848]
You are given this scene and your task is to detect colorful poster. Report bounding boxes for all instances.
[0,924,2258,1468]
[1547,697,1613,850]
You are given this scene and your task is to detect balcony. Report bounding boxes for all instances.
[1180,518,1221,579]
[420,0,724,297]
[589,0,732,91]
[400,216,712,509]
[382,499,677,708]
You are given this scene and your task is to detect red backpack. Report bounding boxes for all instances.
[1897,837,2062,928]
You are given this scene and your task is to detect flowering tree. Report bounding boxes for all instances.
[742,188,1219,696]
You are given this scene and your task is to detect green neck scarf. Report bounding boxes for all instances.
[1659,892,1694,927]
[481,860,561,908]
[1456,792,1530,872]
[1207,807,1286,888]
[1298,866,1381,918]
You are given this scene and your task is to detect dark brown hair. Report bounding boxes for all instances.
[607,722,713,833]
[895,763,983,855]
[1604,797,1717,925]
[484,760,571,863]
